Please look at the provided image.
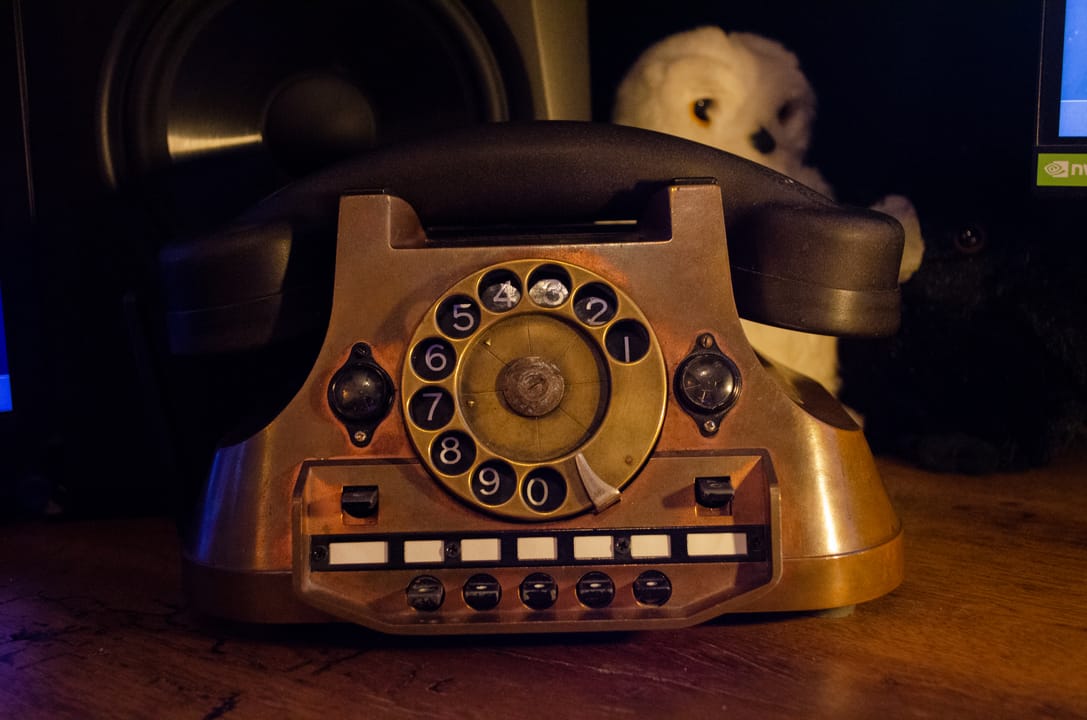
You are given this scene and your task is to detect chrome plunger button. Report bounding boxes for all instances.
[519,573,558,610]
[633,570,672,606]
[406,575,445,612]
[576,571,615,608]
[463,574,502,611]
[498,356,566,417]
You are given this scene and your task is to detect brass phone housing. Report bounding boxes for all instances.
[182,182,903,633]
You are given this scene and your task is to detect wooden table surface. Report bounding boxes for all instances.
[2,449,1085,719]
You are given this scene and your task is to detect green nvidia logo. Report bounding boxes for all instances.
[1037,153,1087,186]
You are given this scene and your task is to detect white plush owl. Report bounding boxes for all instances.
[613,26,923,395]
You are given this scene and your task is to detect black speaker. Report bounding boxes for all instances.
[7,0,588,516]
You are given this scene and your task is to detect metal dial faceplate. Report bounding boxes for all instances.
[402,260,667,521]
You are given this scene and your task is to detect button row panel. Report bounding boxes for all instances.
[406,570,673,612]
[310,526,768,571]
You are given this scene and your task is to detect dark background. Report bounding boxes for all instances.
[589,1,1042,212]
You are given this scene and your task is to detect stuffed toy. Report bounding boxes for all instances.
[838,207,1087,473]
[612,26,924,395]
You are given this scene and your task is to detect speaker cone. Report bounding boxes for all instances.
[101,0,512,234]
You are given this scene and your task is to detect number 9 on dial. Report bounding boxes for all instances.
[471,461,516,505]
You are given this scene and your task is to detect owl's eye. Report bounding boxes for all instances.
[692,98,714,125]
[954,225,987,254]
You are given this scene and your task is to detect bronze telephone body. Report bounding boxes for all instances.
[165,122,904,633]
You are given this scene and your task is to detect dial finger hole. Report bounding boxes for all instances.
[430,431,475,476]
[605,320,650,363]
[479,269,523,313]
[527,265,572,308]
[437,295,481,338]
[408,387,455,430]
[573,283,618,327]
[410,338,456,381]
[521,467,566,513]
[471,460,517,506]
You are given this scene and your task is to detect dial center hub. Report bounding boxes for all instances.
[499,356,566,417]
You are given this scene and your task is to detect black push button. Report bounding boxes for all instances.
[406,575,444,612]
[329,363,392,422]
[633,570,672,606]
[695,475,734,510]
[341,485,379,518]
[519,573,558,610]
[576,571,615,609]
[463,574,502,611]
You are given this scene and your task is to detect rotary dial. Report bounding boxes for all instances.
[402,260,667,521]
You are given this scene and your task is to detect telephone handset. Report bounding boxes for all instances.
[170,122,904,633]
[162,121,904,355]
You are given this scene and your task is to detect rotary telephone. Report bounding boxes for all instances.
[165,122,904,633]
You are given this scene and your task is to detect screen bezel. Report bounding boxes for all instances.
[1037,0,1074,146]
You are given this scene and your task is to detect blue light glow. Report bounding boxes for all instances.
[1060,0,1087,135]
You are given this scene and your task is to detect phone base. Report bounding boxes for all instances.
[181,184,903,634]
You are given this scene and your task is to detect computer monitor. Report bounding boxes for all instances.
[1036,0,1087,188]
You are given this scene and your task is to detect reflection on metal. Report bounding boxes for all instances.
[812,447,845,556]
[168,132,263,159]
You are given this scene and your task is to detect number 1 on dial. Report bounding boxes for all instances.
[605,320,650,363]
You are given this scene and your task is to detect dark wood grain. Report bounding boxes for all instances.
[3,450,1085,719]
